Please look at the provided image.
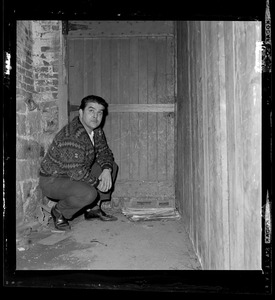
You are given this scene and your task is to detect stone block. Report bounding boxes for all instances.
[16,137,41,160]
[16,160,30,181]
[24,94,38,111]
[26,70,33,78]
[16,88,23,96]
[16,181,23,209]
[41,25,51,31]
[35,86,44,93]
[40,100,57,111]
[24,60,32,70]
[16,113,27,136]
[22,181,33,203]
[52,25,59,31]
[52,92,58,99]
[40,66,49,73]
[17,74,23,83]
[41,46,50,52]
[18,66,26,75]
[24,76,34,85]
[37,72,49,79]
[28,111,42,136]
[52,65,59,73]
[26,84,34,92]
[32,93,42,103]
[16,181,24,222]
[19,82,27,90]
[17,159,40,181]
[37,79,46,86]
[42,104,58,133]
[26,56,33,65]
[29,159,41,178]
[52,79,58,86]
[24,184,42,219]
[45,119,58,133]
[40,133,55,153]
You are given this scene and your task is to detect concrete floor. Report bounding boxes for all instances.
[16,209,202,270]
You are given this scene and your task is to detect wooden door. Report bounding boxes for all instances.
[67,21,176,208]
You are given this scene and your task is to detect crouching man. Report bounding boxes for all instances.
[39,95,118,231]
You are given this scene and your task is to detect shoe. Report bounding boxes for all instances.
[84,207,118,221]
[51,205,71,231]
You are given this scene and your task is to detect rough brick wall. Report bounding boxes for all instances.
[16,21,62,228]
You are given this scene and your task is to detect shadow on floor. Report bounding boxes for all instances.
[16,209,202,270]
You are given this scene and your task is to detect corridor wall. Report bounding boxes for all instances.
[176,21,262,270]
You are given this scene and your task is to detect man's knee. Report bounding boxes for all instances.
[81,187,98,205]
[75,184,98,207]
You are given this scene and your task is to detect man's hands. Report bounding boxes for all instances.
[97,169,112,192]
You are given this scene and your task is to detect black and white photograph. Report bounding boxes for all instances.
[3,0,272,295]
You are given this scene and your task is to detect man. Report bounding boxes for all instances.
[39,95,118,231]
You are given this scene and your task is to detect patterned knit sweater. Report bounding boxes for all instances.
[40,116,114,186]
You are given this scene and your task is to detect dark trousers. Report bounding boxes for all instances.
[39,162,118,219]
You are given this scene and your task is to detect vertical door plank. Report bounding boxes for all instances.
[166,37,175,103]
[138,38,148,180]
[166,37,175,180]
[201,21,210,269]
[224,21,237,269]
[187,21,193,242]
[217,21,230,269]
[85,39,94,96]
[175,21,184,214]
[209,21,219,269]
[147,39,157,181]
[242,22,262,270]
[166,113,175,181]
[205,21,216,269]
[74,39,84,100]
[92,39,102,96]
[189,21,197,247]
[83,39,88,96]
[183,21,191,229]
[129,38,140,180]
[211,21,225,270]
[100,39,112,150]
[118,39,130,180]
[186,22,193,236]
[194,21,201,250]
[195,21,206,263]
[100,39,111,102]
[110,39,121,178]
[233,21,245,269]
[156,38,167,181]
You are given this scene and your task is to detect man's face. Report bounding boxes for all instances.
[79,102,104,132]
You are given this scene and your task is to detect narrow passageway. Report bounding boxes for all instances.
[16,209,201,270]
[13,19,263,272]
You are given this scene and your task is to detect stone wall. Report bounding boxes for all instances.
[16,21,63,229]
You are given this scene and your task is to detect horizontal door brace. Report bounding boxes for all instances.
[70,104,175,113]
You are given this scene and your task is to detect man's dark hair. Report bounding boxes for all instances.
[79,95,109,113]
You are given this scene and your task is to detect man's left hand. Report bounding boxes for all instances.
[97,169,112,192]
